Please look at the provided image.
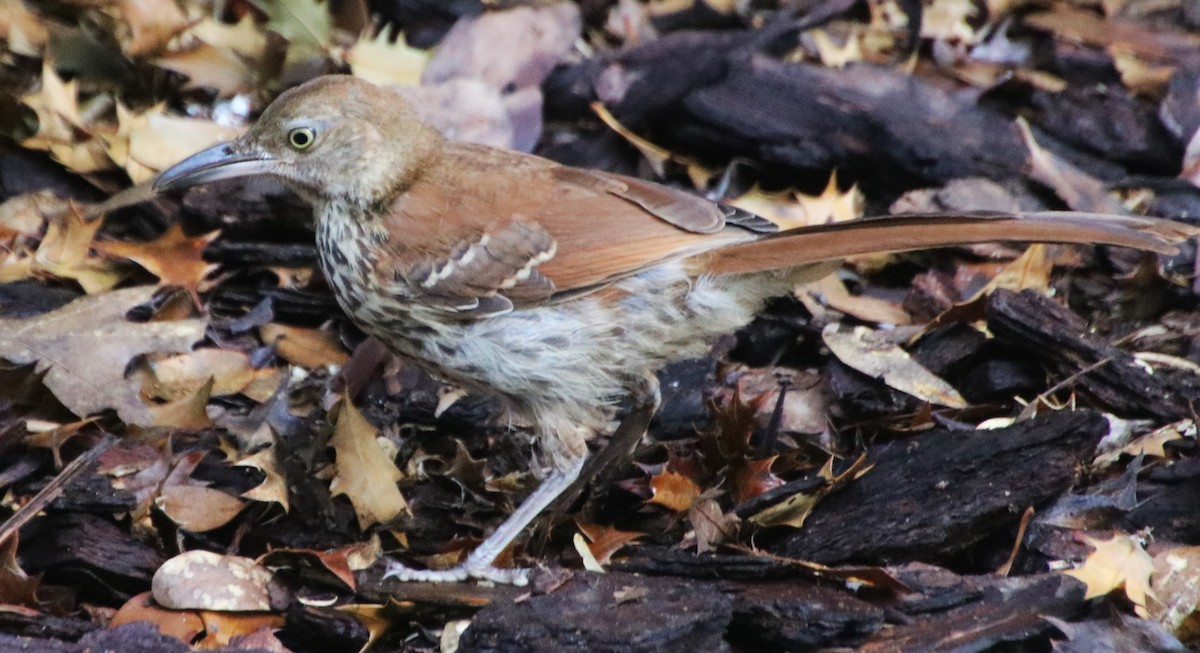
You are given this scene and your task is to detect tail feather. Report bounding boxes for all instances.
[703,211,1198,276]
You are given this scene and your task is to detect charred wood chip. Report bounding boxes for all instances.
[766,411,1108,564]
[457,571,732,653]
[858,573,1087,651]
[730,582,885,650]
[987,289,1191,420]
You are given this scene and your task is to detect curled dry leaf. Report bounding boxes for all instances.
[822,323,968,408]
[152,550,273,611]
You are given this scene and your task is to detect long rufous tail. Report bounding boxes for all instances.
[703,211,1199,276]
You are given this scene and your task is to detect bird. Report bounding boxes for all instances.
[154,75,1196,585]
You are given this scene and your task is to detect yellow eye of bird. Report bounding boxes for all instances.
[288,127,315,150]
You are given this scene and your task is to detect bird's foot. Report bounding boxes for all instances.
[382,556,530,586]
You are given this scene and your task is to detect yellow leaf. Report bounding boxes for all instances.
[1064,532,1156,618]
[345,29,428,87]
[728,172,862,231]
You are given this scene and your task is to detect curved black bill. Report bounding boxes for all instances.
[154,143,275,193]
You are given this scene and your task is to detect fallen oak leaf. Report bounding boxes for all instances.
[646,464,701,513]
[1064,531,1156,618]
[0,286,205,426]
[34,200,125,293]
[330,399,410,529]
[235,444,291,512]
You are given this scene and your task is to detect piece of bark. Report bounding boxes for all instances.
[0,610,95,642]
[1024,85,1181,176]
[986,289,1192,420]
[1128,458,1200,543]
[766,411,1108,564]
[858,572,1087,652]
[614,546,809,581]
[19,512,163,602]
[729,581,885,650]
[455,571,732,653]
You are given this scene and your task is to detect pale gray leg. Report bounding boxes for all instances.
[383,456,584,586]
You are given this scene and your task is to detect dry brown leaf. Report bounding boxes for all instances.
[0,190,54,239]
[235,445,291,511]
[35,201,124,293]
[688,496,738,554]
[259,0,333,65]
[146,376,214,429]
[1109,45,1174,99]
[111,591,206,643]
[1094,419,1192,467]
[646,466,701,512]
[591,102,672,178]
[20,63,113,174]
[0,286,205,426]
[1064,532,1155,618]
[921,0,980,43]
[810,29,863,68]
[97,224,219,296]
[197,613,286,649]
[152,550,273,611]
[141,349,282,403]
[1017,117,1126,214]
[822,323,968,408]
[116,0,190,57]
[337,601,415,651]
[156,486,246,532]
[156,43,256,96]
[105,105,243,183]
[577,522,644,565]
[729,172,862,230]
[730,455,784,505]
[330,400,410,529]
[0,535,38,607]
[0,0,49,56]
[259,323,350,368]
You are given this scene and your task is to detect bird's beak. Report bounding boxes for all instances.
[154,142,276,193]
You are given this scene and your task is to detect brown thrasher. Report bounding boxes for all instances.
[155,75,1195,585]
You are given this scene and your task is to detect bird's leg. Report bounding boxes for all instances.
[383,456,584,586]
[548,373,661,517]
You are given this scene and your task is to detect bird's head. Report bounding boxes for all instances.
[155,76,442,206]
